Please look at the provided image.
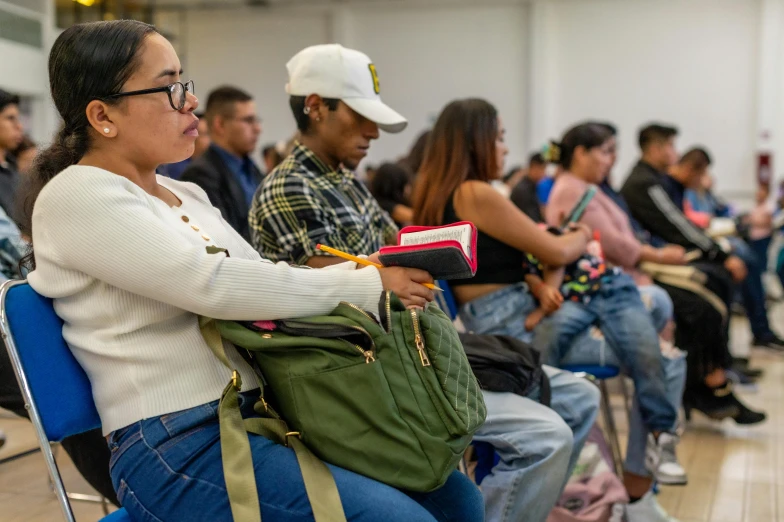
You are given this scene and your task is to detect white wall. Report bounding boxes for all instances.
[533,0,761,195]
[0,38,47,97]
[348,4,528,168]
[183,2,528,170]
[184,8,329,165]
[180,0,767,198]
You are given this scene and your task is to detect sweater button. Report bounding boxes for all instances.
[181,216,190,223]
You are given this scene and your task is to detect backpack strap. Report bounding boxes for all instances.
[200,317,347,522]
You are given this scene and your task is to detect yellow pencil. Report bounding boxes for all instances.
[317,244,442,291]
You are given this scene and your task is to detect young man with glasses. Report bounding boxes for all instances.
[0,89,24,220]
[181,86,263,240]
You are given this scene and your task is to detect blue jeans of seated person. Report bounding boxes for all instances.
[728,236,775,340]
[533,273,677,433]
[108,390,484,522]
[561,285,686,478]
[459,284,601,522]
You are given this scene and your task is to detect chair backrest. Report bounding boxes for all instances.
[0,280,100,442]
[434,280,459,321]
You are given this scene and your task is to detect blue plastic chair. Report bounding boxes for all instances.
[0,280,130,522]
[434,280,459,320]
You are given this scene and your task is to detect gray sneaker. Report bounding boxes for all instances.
[645,432,687,485]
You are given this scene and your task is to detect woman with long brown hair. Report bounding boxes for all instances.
[413,99,603,522]
[413,100,686,522]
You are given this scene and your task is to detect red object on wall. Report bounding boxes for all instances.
[758,151,772,188]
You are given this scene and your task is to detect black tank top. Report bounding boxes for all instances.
[443,194,526,287]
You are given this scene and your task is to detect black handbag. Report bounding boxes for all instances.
[459,333,551,406]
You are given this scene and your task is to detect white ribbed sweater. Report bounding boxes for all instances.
[27,166,383,434]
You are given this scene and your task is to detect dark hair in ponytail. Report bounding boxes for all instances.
[549,122,613,170]
[17,20,158,270]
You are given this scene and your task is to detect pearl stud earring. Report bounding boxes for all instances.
[103,128,110,134]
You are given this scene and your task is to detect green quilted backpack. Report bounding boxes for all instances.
[201,291,486,522]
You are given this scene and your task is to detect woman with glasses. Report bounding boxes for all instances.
[17,20,482,522]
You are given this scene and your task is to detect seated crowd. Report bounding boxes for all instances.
[0,19,779,522]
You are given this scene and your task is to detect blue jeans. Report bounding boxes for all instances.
[108,391,484,522]
[534,274,677,433]
[459,285,601,522]
[729,236,774,339]
[562,284,685,476]
[638,284,674,332]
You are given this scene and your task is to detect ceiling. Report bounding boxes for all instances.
[55,0,517,8]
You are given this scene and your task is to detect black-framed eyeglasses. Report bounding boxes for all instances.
[103,80,195,111]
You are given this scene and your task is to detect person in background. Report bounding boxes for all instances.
[0,89,23,219]
[250,44,403,267]
[510,152,547,222]
[158,112,209,179]
[596,123,764,418]
[11,135,37,175]
[669,148,784,350]
[261,143,283,174]
[412,98,602,522]
[744,184,775,290]
[402,129,431,175]
[181,87,263,241]
[684,172,731,218]
[502,165,525,191]
[529,124,686,520]
[369,162,414,227]
[363,163,378,186]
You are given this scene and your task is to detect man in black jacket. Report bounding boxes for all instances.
[622,124,784,349]
[621,124,746,276]
[510,152,547,222]
[180,86,263,241]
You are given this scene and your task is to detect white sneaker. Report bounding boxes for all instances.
[645,432,687,485]
[625,491,680,522]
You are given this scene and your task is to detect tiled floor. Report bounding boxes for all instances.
[0,312,781,521]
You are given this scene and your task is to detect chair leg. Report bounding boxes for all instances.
[599,379,625,477]
[49,441,110,513]
[619,375,633,425]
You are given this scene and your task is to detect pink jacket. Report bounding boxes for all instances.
[546,173,651,285]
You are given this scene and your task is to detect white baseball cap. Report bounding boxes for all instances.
[285,44,408,134]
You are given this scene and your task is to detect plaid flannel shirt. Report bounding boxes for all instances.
[249,143,398,264]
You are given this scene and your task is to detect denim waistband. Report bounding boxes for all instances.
[111,389,262,448]
[461,282,530,316]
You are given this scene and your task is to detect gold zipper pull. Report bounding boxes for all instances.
[355,344,375,363]
[415,334,431,367]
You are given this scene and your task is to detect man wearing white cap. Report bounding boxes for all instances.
[250,44,404,266]
[251,44,603,522]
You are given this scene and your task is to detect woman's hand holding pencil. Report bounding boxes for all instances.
[317,244,440,308]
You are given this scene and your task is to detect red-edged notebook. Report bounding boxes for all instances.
[378,221,478,280]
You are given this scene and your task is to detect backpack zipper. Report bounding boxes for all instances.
[385,291,392,332]
[336,302,377,361]
[341,301,377,324]
[410,308,431,367]
[354,344,376,363]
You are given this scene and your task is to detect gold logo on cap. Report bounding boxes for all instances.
[368,64,380,94]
